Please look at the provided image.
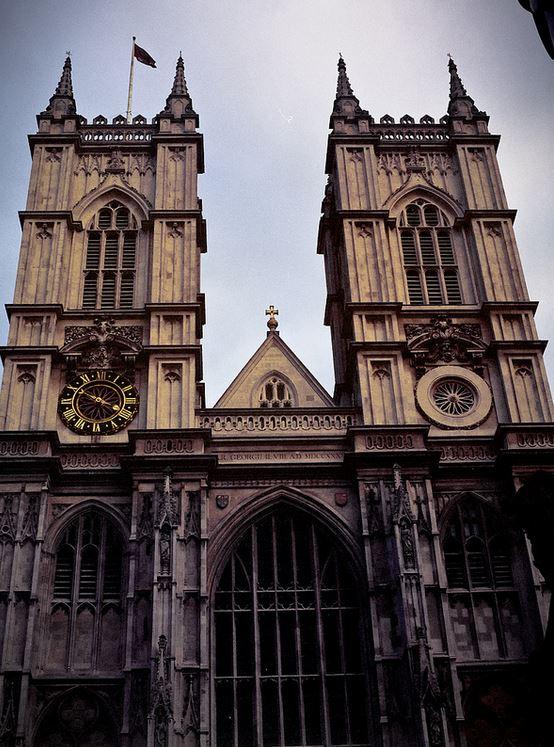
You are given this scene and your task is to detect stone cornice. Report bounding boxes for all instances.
[18,210,83,231]
[454,209,517,226]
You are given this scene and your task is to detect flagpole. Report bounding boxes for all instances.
[126,36,136,124]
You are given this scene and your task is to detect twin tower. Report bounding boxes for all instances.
[0,52,552,746]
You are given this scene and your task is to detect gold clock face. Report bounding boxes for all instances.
[58,370,139,434]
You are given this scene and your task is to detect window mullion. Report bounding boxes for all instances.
[480,505,508,657]
[251,526,264,746]
[272,517,286,747]
[334,552,352,744]
[290,520,307,746]
[98,231,106,309]
[311,525,332,747]
[458,508,480,658]
[231,554,239,747]
[414,234,428,304]
[92,519,107,671]
[68,514,84,670]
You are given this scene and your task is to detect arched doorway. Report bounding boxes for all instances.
[213,506,373,746]
[34,688,120,746]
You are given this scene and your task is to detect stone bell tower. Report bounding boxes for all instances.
[317,55,554,745]
[0,55,208,746]
[0,53,206,440]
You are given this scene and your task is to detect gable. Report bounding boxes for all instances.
[214,333,334,408]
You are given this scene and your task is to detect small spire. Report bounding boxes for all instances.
[265,305,279,333]
[447,55,481,118]
[336,54,354,98]
[448,56,468,100]
[44,55,77,118]
[331,54,369,122]
[171,54,189,96]
[160,53,196,120]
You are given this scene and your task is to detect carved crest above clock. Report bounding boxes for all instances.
[61,316,143,372]
[405,315,487,377]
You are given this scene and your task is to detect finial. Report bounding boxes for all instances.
[447,55,468,99]
[265,305,279,332]
[159,53,196,120]
[330,53,369,124]
[336,53,354,98]
[447,55,483,119]
[43,54,77,118]
[171,54,188,96]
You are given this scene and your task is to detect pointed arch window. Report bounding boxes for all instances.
[83,201,138,309]
[442,497,525,661]
[47,511,125,673]
[258,376,294,408]
[399,199,462,305]
[214,509,372,746]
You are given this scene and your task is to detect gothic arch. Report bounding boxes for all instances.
[386,182,464,221]
[43,499,130,556]
[73,183,150,227]
[250,369,298,408]
[32,685,120,746]
[209,490,375,746]
[37,503,129,675]
[208,486,365,594]
[438,490,502,534]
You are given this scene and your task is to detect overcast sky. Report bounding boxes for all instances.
[0,0,552,405]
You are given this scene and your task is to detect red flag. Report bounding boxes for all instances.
[134,42,156,68]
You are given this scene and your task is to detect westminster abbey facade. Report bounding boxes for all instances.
[0,52,553,747]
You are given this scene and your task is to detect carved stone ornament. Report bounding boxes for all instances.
[137,494,154,541]
[334,491,348,507]
[215,494,229,510]
[365,485,383,536]
[156,468,178,528]
[151,634,173,741]
[181,673,200,736]
[0,674,17,740]
[391,466,417,571]
[36,223,53,240]
[184,491,200,543]
[405,146,426,173]
[391,464,415,524]
[413,627,445,746]
[0,494,17,543]
[104,149,126,174]
[20,494,39,542]
[159,524,171,575]
[405,315,486,377]
[62,316,143,370]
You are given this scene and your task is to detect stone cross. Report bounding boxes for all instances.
[265,305,279,331]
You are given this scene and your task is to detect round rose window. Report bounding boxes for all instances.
[432,379,476,416]
[415,365,492,429]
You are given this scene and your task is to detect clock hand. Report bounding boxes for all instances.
[80,391,120,410]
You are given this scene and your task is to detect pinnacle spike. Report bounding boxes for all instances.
[171,53,189,96]
[159,53,197,122]
[448,55,468,100]
[446,55,483,119]
[44,54,77,117]
[336,54,354,98]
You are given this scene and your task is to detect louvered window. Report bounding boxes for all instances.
[400,200,463,305]
[82,201,138,309]
[214,509,372,745]
[400,232,417,264]
[442,498,524,661]
[50,511,124,672]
